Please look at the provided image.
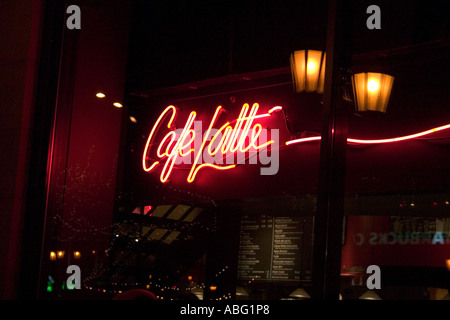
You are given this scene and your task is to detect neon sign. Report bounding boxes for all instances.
[286,123,450,146]
[143,103,450,183]
[142,103,279,183]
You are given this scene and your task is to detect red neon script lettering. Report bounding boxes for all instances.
[142,103,276,183]
[285,123,450,146]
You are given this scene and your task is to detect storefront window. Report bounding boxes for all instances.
[6,1,449,302]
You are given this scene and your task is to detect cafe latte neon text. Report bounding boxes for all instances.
[142,103,280,183]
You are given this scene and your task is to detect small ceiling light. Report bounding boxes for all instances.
[96,92,106,98]
[113,102,123,108]
[290,50,326,93]
[73,251,81,259]
[352,72,394,113]
[289,288,311,299]
[191,288,204,300]
[129,116,137,123]
[359,290,382,300]
[236,286,248,296]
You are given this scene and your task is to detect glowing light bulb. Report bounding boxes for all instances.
[96,92,106,98]
[113,102,123,108]
[307,59,317,74]
[367,79,380,93]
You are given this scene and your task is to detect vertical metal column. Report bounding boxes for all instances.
[312,0,352,300]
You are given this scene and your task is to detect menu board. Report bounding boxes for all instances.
[237,214,311,282]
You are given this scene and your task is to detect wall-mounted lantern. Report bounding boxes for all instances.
[290,50,326,94]
[351,72,394,113]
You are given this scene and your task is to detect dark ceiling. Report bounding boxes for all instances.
[125,0,450,93]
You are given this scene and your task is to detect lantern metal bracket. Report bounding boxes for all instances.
[339,67,353,102]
